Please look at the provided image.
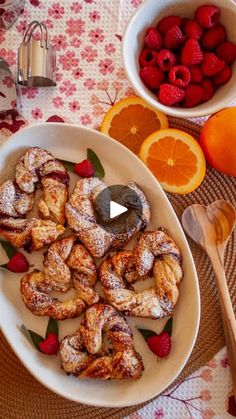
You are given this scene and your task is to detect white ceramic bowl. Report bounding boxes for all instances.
[123,0,236,117]
[0,123,200,407]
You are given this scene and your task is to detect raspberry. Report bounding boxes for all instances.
[74,159,95,177]
[147,332,171,358]
[157,15,182,34]
[139,48,158,67]
[189,65,203,83]
[39,333,60,356]
[6,252,29,273]
[216,41,236,65]
[183,84,204,107]
[202,24,226,50]
[184,20,203,40]
[202,52,225,76]
[201,78,215,102]
[214,65,232,85]
[169,65,191,88]
[140,66,164,89]
[157,49,176,71]
[195,5,220,29]
[145,27,163,50]
[174,53,181,64]
[165,25,185,50]
[159,83,185,106]
[181,38,203,66]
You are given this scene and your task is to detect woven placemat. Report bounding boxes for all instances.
[0,118,235,419]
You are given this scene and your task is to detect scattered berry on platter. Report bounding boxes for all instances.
[138,318,173,358]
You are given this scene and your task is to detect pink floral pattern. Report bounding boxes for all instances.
[48,2,65,19]
[0,4,235,418]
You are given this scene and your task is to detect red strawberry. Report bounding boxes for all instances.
[138,318,173,358]
[6,252,29,273]
[74,159,95,177]
[159,83,185,106]
[147,332,171,358]
[140,66,164,89]
[195,5,220,29]
[181,39,203,66]
[214,65,232,85]
[145,27,163,50]
[189,65,203,83]
[202,24,226,50]
[38,333,60,355]
[216,41,236,65]
[169,65,191,88]
[184,20,203,40]
[157,49,176,71]
[157,15,182,34]
[139,49,158,67]
[165,25,185,50]
[183,84,204,107]
[202,52,225,76]
[201,78,215,102]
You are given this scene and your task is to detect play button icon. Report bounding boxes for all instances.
[94,183,150,238]
[110,200,128,219]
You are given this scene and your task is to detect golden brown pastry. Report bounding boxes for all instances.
[0,147,68,224]
[20,236,99,320]
[65,178,151,258]
[15,147,69,224]
[0,217,65,250]
[99,229,183,318]
[60,304,144,379]
[0,147,68,249]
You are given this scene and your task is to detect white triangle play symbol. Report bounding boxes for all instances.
[110,200,128,219]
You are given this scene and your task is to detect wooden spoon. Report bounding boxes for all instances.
[182,200,236,399]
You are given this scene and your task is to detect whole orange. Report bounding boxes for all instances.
[200,107,236,177]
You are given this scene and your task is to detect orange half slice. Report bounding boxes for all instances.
[139,128,206,194]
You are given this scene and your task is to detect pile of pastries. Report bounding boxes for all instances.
[0,147,183,381]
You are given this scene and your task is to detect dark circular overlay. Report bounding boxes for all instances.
[94,184,144,235]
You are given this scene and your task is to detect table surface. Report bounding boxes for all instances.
[0,1,235,418]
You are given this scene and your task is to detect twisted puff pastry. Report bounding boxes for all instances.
[15,147,69,224]
[99,229,183,318]
[0,217,65,251]
[65,178,151,258]
[60,304,144,380]
[20,236,99,320]
[0,147,68,250]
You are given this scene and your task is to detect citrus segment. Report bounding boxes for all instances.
[100,97,168,154]
[139,129,206,194]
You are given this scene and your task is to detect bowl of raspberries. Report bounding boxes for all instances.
[123,0,236,117]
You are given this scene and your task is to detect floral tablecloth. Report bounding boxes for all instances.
[0,1,235,418]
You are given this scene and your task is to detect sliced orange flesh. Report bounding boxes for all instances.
[147,137,198,186]
[100,97,168,154]
[139,129,206,194]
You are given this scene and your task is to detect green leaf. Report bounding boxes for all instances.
[137,328,157,341]
[0,239,17,259]
[46,317,58,337]
[60,159,75,172]
[87,148,105,178]
[163,317,173,336]
[20,325,44,351]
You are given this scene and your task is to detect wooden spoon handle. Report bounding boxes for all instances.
[208,250,236,397]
